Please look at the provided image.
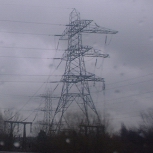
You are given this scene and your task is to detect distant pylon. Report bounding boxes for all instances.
[40,89,52,133]
[52,9,118,131]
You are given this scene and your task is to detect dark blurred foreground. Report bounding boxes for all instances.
[0,125,153,153]
[0,152,36,153]
[1,110,153,153]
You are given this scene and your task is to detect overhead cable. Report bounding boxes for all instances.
[0,19,65,26]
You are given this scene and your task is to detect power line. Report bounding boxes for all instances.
[2,83,153,106]
[8,39,63,121]
[1,38,62,122]
[10,69,60,123]
[0,107,145,120]
[0,19,65,26]
[0,46,64,51]
[0,80,60,84]
[1,70,153,90]
[0,30,55,36]
[21,66,63,122]
[106,95,153,109]
[0,30,90,37]
[93,77,153,93]
[104,89,153,104]
[21,100,45,122]
[0,80,44,84]
[0,73,62,77]
[8,81,45,121]
[106,78,153,91]
[90,71,153,93]
[107,72,153,86]
[0,55,62,60]
[0,3,73,10]
[0,107,38,112]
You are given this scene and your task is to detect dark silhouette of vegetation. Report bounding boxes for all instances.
[0,110,153,152]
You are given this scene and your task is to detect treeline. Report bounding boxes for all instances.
[0,110,153,153]
[35,124,153,153]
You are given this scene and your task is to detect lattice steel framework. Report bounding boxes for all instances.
[40,89,52,133]
[52,9,118,131]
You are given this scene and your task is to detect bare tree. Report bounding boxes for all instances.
[140,108,153,130]
[3,109,23,137]
[0,111,4,133]
[64,110,113,134]
[64,111,85,131]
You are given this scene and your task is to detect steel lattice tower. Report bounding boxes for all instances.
[52,9,118,131]
[40,89,52,133]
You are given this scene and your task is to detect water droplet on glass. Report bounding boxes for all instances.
[13,142,20,147]
[123,63,126,66]
[149,36,153,41]
[49,63,54,68]
[139,132,145,138]
[120,73,124,76]
[0,81,4,86]
[0,67,5,73]
[0,141,4,146]
[0,41,4,45]
[66,138,70,143]
[113,65,117,69]
[93,42,98,48]
[91,62,94,66]
[115,90,120,93]
[138,20,144,26]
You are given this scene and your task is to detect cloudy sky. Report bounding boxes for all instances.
[0,0,153,132]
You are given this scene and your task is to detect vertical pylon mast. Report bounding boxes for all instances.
[52,9,118,131]
[40,89,52,133]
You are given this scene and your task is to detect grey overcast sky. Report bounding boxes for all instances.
[0,0,153,131]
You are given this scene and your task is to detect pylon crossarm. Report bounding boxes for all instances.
[62,46,109,60]
[62,46,92,61]
[59,20,93,40]
[84,48,109,58]
[85,53,109,58]
[81,23,118,34]
[60,74,104,83]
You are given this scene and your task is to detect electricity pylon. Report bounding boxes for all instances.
[52,9,118,131]
[40,89,52,133]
